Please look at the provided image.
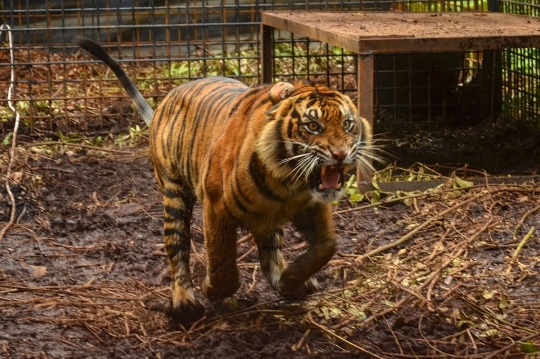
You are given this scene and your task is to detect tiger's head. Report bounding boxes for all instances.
[257,82,374,203]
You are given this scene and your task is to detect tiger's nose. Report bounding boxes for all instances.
[332,150,348,162]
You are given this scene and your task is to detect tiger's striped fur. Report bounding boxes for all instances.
[76,37,375,326]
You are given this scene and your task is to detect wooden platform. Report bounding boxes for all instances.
[261,11,540,54]
[261,11,540,124]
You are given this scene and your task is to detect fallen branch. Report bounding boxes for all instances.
[24,141,139,154]
[506,226,536,274]
[513,205,540,240]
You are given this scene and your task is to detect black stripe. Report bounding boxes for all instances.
[228,87,258,119]
[274,119,288,162]
[222,197,240,222]
[230,180,250,214]
[165,89,189,165]
[292,143,301,157]
[164,228,188,238]
[234,170,252,205]
[230,176,263,217]
[188,85,242,181]
[164,230,190,259]
[164,205,188,221]
[287,115,294,139]
[202,148,214,195]
[182,81,217,186]
[248,152,282,201]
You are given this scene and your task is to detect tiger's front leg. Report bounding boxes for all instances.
[254,227,286,290]
[162,190,205,326]
[201,200,241,298]
[278,203,337,298]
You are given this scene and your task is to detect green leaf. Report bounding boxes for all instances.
[330,307,342,318]
[453,176,473,189]
[498,294,508,311]
[321,306,330,320]
[226,297,238,308]
[348,306,367,321]
[349,192,365,205]
[520,341,540,353]
[371,190,381,203]
[2,132,13,146]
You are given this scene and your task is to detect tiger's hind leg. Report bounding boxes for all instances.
[161,186,204,326]
[278,203,336,299]
[254,227,286,291]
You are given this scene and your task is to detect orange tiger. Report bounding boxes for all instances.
[76,37,376,327]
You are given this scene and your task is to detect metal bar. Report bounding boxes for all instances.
[261,23,273,84]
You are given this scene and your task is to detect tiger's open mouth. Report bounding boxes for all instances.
[310,165,344,192]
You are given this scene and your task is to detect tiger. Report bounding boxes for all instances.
[76,37,376,327]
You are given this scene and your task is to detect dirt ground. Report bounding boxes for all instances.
[0,9,539,356]
[1,126,540,359]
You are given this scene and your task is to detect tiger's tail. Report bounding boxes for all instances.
[75,36,154,125]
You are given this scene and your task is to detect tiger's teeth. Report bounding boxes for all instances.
[334,183,342,190]
[321,166,327,176]
[318,184,324,191]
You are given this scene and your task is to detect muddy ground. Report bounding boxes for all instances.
[1,126,540,359]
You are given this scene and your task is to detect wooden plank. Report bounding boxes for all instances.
[357,52,374,124]
[357,52,374,183]
[261,11,540,54]
[358,36,540,53]
[261,12,361,53]
[262,11,540,40]
[358,175,540,193]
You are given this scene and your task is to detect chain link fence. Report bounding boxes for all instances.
[0,0,538,136]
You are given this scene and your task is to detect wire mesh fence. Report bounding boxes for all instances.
[0,0,538,136]
[500,0,540,125]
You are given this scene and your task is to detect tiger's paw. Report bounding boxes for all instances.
[278,276,319,300]
[164,298,205,328]
[202,275,241,299]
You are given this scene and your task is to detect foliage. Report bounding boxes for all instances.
[272,42,355,79]
[405,0,488,12]
[502,48,539,123]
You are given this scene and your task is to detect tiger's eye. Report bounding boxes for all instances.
[342,119,355,132]
[306,121,322,134]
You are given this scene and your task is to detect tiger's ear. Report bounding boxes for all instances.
[268,82,295,104]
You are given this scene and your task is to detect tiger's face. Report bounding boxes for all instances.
[258,84,372,203]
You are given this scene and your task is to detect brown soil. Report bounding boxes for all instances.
[1,139,539,359]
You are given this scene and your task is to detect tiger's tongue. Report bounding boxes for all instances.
[321,166,341,189]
